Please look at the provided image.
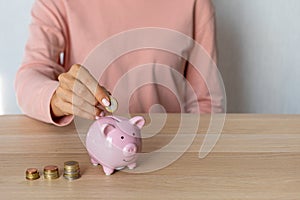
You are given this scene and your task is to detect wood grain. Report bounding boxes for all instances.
[0,114,299,199]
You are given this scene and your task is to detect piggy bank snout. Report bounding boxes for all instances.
[123,143,137,157]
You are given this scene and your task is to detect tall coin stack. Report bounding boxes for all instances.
[63,161,81,180]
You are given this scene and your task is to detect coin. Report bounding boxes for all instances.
[105,96,118,113]
[44,165,59,172]
[43,165,59,180]
[63,173,81,180]
[64,161,79,171]
[44,174,59,179]
[26,168,40,180]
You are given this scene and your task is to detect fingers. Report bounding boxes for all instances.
[68,64,110,107]
[58,101,99,120]
[52,64,111,120]
[56,83,102,114]
[58,73,98,106]
[54,87,102,120]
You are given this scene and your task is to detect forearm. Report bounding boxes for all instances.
[15,64,73,126]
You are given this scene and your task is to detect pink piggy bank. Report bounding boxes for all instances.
[86,115,145,175]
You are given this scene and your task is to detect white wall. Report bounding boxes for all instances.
[213,0,300,113]
[0,0,299,114]
[0,0,35,114]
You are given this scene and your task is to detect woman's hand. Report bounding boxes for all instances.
[50,64,110,120]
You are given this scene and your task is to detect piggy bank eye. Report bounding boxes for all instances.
[121,136,124,140]
[132,133,135,136]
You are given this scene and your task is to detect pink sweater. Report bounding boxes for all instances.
[15,0,224,126]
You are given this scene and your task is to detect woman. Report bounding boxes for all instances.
[15,0,224,126]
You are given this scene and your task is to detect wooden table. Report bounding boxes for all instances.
[0,114,299,199]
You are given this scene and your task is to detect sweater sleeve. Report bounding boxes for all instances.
[184,0,225,113]
[14,0,73,126]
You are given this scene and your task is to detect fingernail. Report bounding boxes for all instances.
[101,98,110,107]
[95,116,100,120]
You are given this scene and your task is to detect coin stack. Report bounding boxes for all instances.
[25,168,40,180]
[63,161,81,180]
[43,165,59,180]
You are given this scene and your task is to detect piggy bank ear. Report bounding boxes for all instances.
[101,124,115,137]
[129,116,145,129]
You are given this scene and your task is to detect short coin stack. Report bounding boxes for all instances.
[43,165,59,180]
[25,168,40,180]
[63,161,81,180]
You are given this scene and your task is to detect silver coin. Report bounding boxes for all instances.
[105,96,118,113]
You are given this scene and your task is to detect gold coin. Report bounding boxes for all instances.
[44,174,59,180]
[64,161,79,167]
[64,161,79,170]
[44,165,59,173]
[105,96,118,113]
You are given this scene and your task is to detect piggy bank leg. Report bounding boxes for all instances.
[103,166,114,176]
[127,163,136,170]
[90,158,99,166]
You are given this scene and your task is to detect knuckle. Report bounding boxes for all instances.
[79,100,86,107]
[56,87,66,98]
[81,76,89,84]
[56,87,63,94]
[58,73,67,82]
[77,86,87,96]
[60,77,74,90]
[85,95,98,106]
[54,97,64,108]
[72,64,81,71]
[58,74,72,87]
[72,106,81,116]
[70,64,85,76]
[74,97,85,107]
[81,73,93,86]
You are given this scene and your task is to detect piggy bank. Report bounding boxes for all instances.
[86,115,145,175]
